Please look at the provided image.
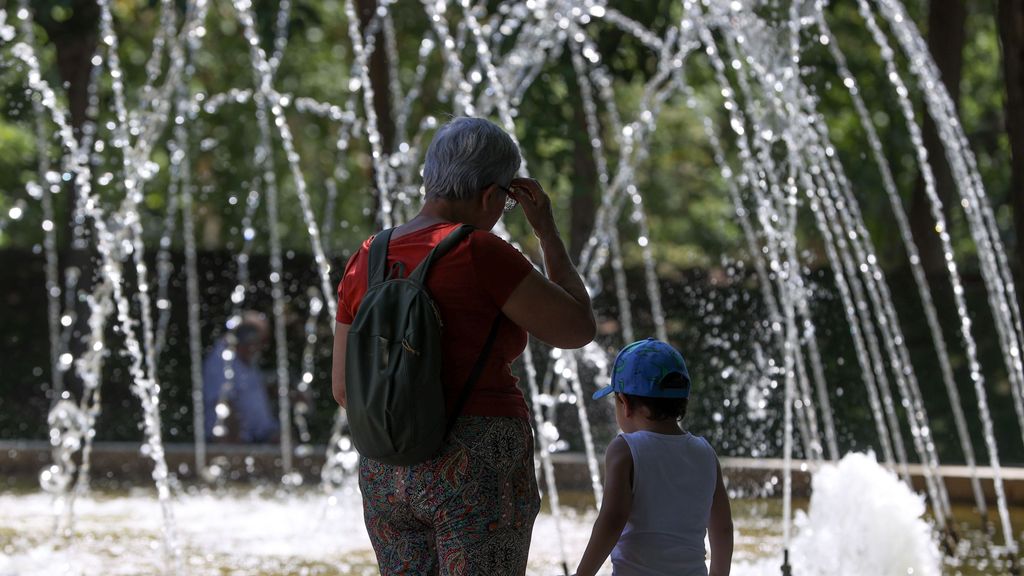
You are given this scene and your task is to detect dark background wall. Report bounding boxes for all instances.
[3,247,1021,467]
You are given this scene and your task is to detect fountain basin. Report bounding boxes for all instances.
[0,443,1016,575]
[0,485,1007,575]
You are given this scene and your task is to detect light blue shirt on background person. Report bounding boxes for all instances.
[202,313,280,443]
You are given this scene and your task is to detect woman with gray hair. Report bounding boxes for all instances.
[332,117,596,574]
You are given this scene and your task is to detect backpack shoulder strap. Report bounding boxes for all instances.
[367,228,395,288]
[407,224,475,284]
[446,313,503,436]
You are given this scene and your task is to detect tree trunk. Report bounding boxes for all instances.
[39,0,100,245]
[354,0,396,228]
[38,1,100,397]
[51,14,98,141]
[907,0,965,277]
[1000,0,1024,313]
[569,69,597,260]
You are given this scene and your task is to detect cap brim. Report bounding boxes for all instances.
[592,386,615,400]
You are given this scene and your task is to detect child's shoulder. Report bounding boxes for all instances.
[603,435,634,483]
[679,430,715,448]
[607,433,632,457]
[619,430,719,458]
[690,433,719,457]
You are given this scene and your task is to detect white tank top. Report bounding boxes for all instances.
[611,430,717,576]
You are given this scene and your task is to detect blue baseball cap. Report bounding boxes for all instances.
[593,338,691,400]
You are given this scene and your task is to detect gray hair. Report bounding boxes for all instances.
[422,117,521,201]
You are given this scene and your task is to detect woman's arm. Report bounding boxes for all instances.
[331,322,351,407]
[708,458,734,576]
[574,436,633,576]
[502,178,596,349]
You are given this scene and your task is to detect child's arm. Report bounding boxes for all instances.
[708,458,734,576]
[574,435,633,576]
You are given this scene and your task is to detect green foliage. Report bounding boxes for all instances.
[0,93,39,249]
[0,1,1012,272]
[0,117,35,187]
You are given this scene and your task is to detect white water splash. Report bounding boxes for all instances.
[788,452,941,576]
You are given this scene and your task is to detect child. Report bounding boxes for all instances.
[574,338,733,576]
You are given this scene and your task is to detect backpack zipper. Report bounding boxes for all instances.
[402,339,420,355]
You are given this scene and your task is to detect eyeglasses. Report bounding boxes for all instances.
[495,183,518,212]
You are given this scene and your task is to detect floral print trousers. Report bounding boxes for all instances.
[359,416,541,575]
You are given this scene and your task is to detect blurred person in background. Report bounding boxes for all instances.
[203,310,280,444]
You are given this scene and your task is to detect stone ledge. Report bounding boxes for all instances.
[3,440,1022,503]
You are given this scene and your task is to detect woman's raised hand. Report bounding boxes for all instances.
[510,177,557,239]
[501,176,596,349]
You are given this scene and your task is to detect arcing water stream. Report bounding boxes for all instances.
[0,0,1021,572]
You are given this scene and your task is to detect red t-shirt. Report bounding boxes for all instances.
[336,222,534,420]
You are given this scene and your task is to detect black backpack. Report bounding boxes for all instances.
[345,224,501,465]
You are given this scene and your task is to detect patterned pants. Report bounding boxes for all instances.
[359,416,541,576]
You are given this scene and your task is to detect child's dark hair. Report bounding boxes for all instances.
[623,372,689,421]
